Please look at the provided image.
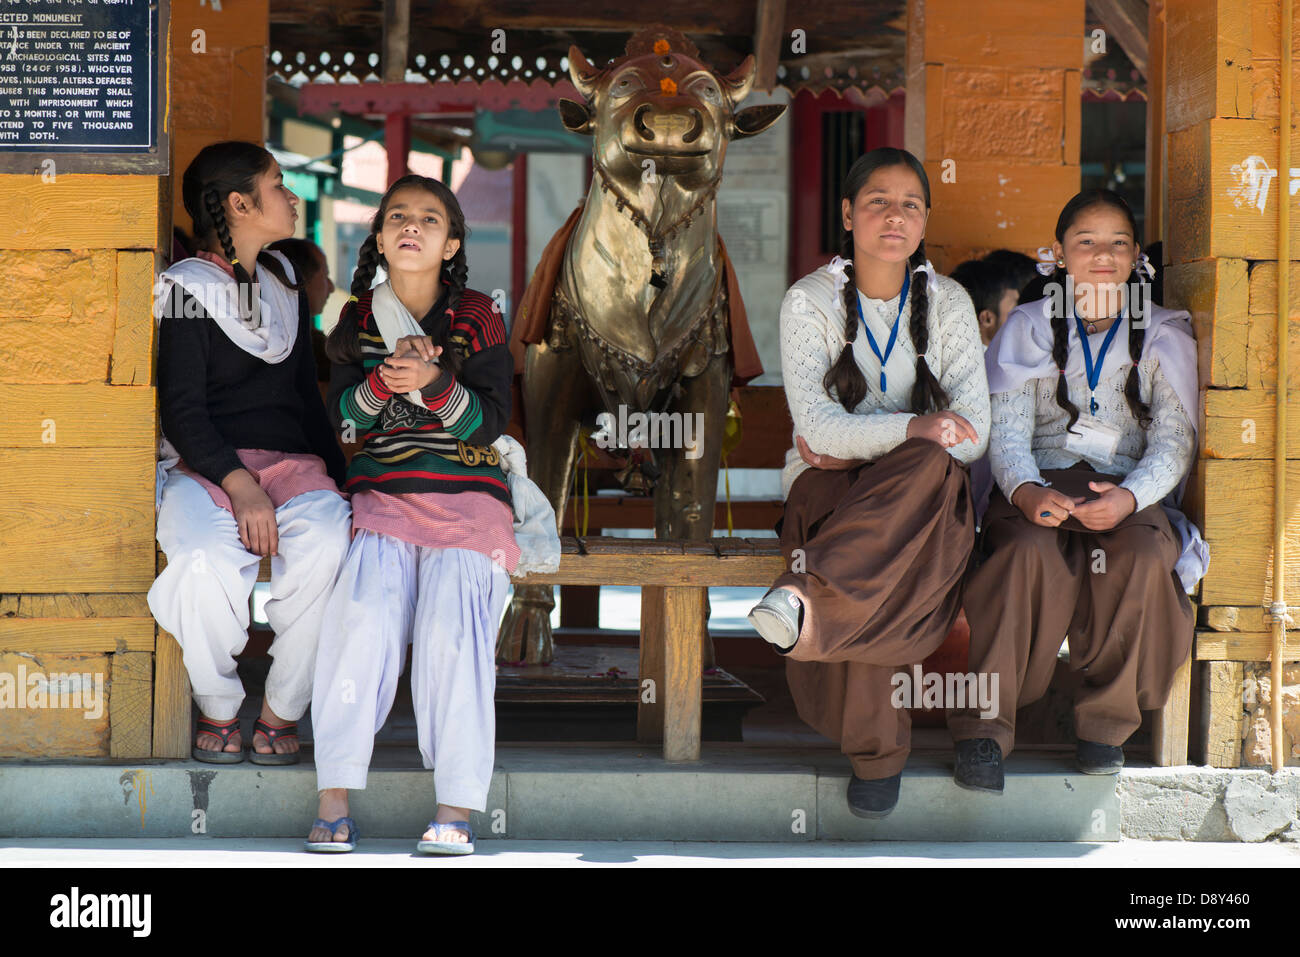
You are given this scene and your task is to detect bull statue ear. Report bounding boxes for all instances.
[558,98,595,135]
[720,53,757,106]
[730,103,787,140]
[567,44,601,99]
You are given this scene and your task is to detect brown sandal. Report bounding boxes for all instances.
[192,716,244,764]
[248,717,300,765]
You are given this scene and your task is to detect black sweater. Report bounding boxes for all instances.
[157,279,347,489]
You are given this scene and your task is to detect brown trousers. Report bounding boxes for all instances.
[775,438,974,780]
[947,465,1194,754]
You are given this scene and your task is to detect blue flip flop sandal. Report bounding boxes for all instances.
[304,816,358,853]
[192,716,244,764]
[416,821,475,856]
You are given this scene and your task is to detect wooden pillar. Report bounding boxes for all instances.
[385,112,412,185]
[169,0,269,236]
[151,0,271,757]
[0,189,162,758]
[511,153,528,308]
[1147,0,1167,249]
[1167,0,1300,769]
[903,0,1084,272]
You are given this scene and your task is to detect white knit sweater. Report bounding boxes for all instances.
[988,323,1195,512]
[778,264,991,498]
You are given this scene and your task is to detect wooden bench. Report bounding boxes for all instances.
[513,536,785,760]
[150,379,1192,766]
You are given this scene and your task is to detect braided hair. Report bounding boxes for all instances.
[325,174,471,377]
[1047,188,1152,434]
[823,148,949,414]
[181,141,302,328]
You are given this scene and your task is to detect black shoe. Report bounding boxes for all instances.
[953,738,1005,794]
[846,771,901,819]
[1076,739,1124,774]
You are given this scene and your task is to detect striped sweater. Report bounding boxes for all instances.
[326,285,513,505]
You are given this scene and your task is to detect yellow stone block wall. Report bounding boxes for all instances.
[904,0,1084,272]
[0,0,269,759]
[169,0,269,237]
[0,179,161,758]
[1164,0,1300,767]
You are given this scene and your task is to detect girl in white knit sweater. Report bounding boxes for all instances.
[748,148,990,819]
[948,189,1200,793]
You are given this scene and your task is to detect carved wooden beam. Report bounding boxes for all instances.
[1088,0,1148,77]
[753,0,786,94]
[382,0,410,83]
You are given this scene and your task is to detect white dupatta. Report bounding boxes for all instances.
[152,251,302,510]
[985,297,1209,592]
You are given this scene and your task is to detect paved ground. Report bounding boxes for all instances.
[4,838,1299,867]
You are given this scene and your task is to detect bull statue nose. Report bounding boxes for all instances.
[634,105,705,144]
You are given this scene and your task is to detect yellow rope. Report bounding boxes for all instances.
[719,397,743,537]
[571,430,593,538]
[723,454,733,536]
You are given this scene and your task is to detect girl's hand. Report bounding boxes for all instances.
[379,353,441,392]
[797,435,864,471]
[222,470,279,556]
[1012,483,1085,528]
[1070,481,1138,531]
[394,335,440,363]
[907,411,979,449]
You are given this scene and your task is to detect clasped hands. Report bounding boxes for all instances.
[378,334,443,393]
[795,411,979,471]
[1011,481,1137,531]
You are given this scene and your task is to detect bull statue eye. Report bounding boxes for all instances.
[701,84,720,103]
[613,75,640,96]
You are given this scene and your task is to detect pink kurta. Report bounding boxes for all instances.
[350,489,520,574]
[178,449,342,511]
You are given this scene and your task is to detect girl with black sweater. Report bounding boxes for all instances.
[149,141,351,766]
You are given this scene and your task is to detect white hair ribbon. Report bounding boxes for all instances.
[914,258,938,296]
[826,255,851,293]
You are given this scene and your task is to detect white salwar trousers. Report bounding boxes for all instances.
[148,470,352,722]
[312,530,509,812]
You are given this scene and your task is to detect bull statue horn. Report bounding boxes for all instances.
[567,44,601,99]
[720,53,757,106]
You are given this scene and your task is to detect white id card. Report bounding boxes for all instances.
[1064,419,1122,464]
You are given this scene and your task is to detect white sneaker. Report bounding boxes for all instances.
[747,588,802,650]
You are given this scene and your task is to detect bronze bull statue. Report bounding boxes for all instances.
[499,26,785,664]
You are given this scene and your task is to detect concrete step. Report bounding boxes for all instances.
[0,745,1119,842]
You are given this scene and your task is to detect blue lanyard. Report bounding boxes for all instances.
[1073,310,1125,416]
[853,270,910,393]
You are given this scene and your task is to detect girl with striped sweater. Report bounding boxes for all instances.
[306,175,517,855]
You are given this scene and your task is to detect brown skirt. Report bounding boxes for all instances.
[948,464,1195,755]
[774,438,974,779]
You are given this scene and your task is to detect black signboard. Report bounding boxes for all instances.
[0,0,168,173]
